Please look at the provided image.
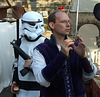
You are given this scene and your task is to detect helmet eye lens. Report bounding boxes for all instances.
[22,20,36,26]
[22,20,42,26]
[28,22,36,26]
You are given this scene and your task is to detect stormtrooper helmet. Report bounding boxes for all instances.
[20,11,45,40]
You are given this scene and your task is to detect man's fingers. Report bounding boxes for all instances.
[77,35,83,42]
[66,42,74,47]
[62,39,74,47]
[80,42,85,48]
[24,58,33,68]
[69,47,73,51]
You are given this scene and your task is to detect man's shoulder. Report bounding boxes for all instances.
[35,38,50,50]
[37,38,49,46]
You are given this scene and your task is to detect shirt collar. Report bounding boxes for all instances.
[50,34,56,44]
[50,34,68,45]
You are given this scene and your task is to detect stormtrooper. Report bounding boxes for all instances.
[11,11,46,97]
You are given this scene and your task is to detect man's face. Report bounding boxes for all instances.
[53,12,70,36]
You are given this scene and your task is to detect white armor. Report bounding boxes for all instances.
[13,11,45,97]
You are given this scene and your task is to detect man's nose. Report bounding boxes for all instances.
[66,22,70,27]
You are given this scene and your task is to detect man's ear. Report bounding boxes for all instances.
[49,22,54,30]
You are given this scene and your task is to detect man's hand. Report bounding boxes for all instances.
[11,81,19,94]
[60,39,74,56]
[24,56,33,68]
[73,35,86,58]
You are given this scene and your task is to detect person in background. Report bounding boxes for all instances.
[25,11,97,97]
[11,11,46,97]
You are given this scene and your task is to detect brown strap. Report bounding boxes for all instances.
[6,0,12,7]
[0,7,10,19]
[0,0,25,20]
[12,5,26,19]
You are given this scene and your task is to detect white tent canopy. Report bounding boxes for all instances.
[71,0,100,12]
[0,22,17,92]
[0,20,21,92]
